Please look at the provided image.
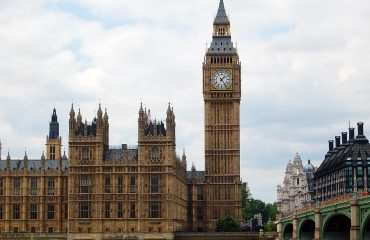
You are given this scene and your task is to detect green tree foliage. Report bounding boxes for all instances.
[265,202,277,221]
[241,189,278,225]
[263,221,277,232]
[216,215,240,232]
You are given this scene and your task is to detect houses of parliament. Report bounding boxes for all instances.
[0,1,244,239]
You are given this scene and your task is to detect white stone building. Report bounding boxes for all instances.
[277,153,316,214]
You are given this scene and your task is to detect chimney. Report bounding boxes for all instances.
[357,122,364,136]
[328,140,334,152]
[335,136,341,148]
[349,128,355,141]
[342,132,348,144]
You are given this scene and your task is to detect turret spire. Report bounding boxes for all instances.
[214,0,229,24]
[49,108,59,139]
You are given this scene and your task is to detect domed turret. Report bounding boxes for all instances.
[304,160,314,173]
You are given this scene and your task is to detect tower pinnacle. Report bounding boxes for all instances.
[214,0,229,24]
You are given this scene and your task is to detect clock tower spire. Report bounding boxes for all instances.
[203,0,242,229]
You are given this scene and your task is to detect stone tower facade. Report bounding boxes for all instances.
[203,0,242,229]
[67,103,187,239]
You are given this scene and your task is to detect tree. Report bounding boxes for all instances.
[243,198,266,222]
[263,221,277,232]
[265,202,277,221]
[216,215,240,232]
[241,188,251,209]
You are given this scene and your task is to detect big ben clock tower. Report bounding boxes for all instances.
[203,0,242,228]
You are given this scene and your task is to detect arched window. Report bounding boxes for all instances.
[82,148,89,161]
[151,147,159,161]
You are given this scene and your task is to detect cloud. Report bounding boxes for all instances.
[1,0,370,203]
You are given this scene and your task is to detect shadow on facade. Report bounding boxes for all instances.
[283,223,293,240]
[299,219,314,240]
[323,214,350,240]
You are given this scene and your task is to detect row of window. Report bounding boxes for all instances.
[0,178,68,196]
[0,204,59,220]
[0,178,67,196]
[78,175,160,194]
[78,201,161,219]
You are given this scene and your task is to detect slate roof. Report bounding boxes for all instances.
[186,170,205,180]
[0,159,68,172]
[214,0,229,24]
[207,37,237,55]
[104,147,138,161]
[315,125,370,178]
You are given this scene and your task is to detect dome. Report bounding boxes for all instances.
[304,160,314,173]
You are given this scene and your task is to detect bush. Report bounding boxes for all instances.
[263,222,277,232]
[216,215,240,232]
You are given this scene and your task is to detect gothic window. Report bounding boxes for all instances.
[0,205,2,219]
[82,147,89,161]
[104,202,110,218]
[151,147,159,161]
[31,178,38,196]
[79,202,90,218]
[130,202,136,218]
[63,178,68,195]
[0,178,3,195]
[13,178,21,196]
[117,202,123,218]
[196,207,203,221]
[105,176,111,193]
[50,146,55,160]
[79,176,91,193]
[149,201,161,218]
[13,204,20,219]
[197,187,204,200]
[150,175,159,193]
[130,176,137,193]
[48,178,55,196]
[30,204,37,219]
[117,176,123,193]
[47,204,55,219]
[65,204,68,219]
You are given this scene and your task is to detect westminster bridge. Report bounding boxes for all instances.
[276,193,370,240]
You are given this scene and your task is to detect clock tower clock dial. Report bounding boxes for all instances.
[211,69,232,90]
[202,0,242,230]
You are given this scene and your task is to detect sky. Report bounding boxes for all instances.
[0,0,370,203]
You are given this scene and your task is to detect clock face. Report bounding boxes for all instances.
[211,70,232,90]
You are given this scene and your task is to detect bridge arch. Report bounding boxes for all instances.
[361,210,370,240]
[322,213,351,240]
[282,223,293,240]
[299,218,315,240]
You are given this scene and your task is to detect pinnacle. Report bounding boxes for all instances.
[214,0,229,24]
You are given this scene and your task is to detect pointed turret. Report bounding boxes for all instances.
[97,103,103,119]
[103,108,108,121]
[49,108,59,139]
[23,151,28,170]
[77,109,82,124]
[214,0,229,24]
[6,152,11,171]
[207,0,237,55]
[41,152,45,170]
[69,104,76,135]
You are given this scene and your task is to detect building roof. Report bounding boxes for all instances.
[0,159,68,172]
[315,123,370,178]
[186,170,205,180]
[214,0,229,24]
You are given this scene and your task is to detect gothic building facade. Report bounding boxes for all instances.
[276,153,315,214]
[0,0,244,239]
